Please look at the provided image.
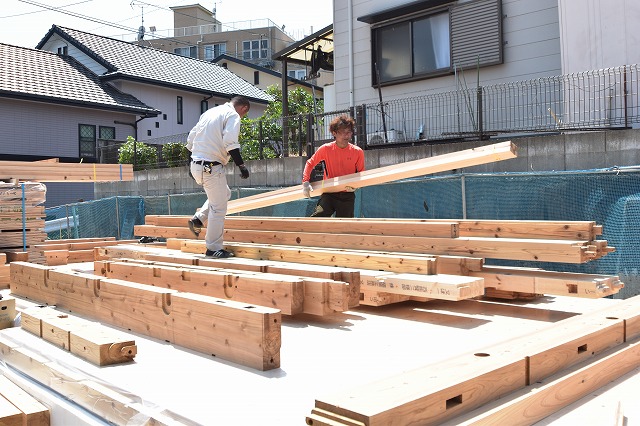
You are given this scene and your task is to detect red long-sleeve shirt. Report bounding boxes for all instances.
[302,141,365,183]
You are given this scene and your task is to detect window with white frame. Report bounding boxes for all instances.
[287,69,307,80]
[242,39,269,60]
[204,43,226,61]
[174,46,197,58]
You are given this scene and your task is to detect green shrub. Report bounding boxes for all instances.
[162,142,190,167]
[118,136,157,169]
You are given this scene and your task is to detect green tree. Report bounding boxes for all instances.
[240,85,324,160]
[161,142,190,167]
[118,136,157,170]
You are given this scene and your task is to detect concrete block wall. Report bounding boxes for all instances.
[95,129,640,198]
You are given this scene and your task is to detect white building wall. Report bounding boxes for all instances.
[558,0,640,74]
[334,0,563,109]
[40,36,109,75]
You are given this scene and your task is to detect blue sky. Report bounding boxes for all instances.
[0,0,333,48]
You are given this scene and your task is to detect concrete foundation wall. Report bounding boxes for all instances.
[95,129,640,198]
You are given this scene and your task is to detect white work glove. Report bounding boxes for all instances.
[302,181,312,198]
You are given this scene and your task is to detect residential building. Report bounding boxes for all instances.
[332,0,640,141]
[140,4,311,79]
[0,25,272,206]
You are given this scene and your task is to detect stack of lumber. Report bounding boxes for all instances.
[36,237,140,266]
[9,261,281,371]
[0,182,47,264]
[1,160,135,264]
[0,160,134,182]
[0,374,50,426]
[133,216,623,302]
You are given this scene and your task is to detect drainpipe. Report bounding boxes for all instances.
[348,0,354,107]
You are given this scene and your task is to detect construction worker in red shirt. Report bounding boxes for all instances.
[301,115,365,217]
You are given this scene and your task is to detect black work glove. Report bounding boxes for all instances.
[239,164,249,179]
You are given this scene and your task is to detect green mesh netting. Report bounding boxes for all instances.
[45,169,640,279]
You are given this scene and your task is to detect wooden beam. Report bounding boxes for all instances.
[452,339,640,425]
[307,296,640,425]
[0,332,193,425]
[226,141,517,214]
[219,229,607,263]
[473,265,624,298]
[10,261,281,370]
[0,375,49,426]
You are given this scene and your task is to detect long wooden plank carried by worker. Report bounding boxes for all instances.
[307,295,640,425]
[9,261,281,371]
[218,229,606,263]
[225,141,516,214]
[0,160,134,182]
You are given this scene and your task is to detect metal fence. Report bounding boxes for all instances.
[242,64,640,156]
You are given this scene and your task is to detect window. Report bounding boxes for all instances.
[242,38,268,60]
[99,126,115,140]
[177,96,183,124]
[366,0,502,86]
[201,100,209,114]
[174,46,197,58]
[204,43,226,61]
[374,11,450,84]
[78,124,96,160]
[287,69,307,80]
[57,46,68,55]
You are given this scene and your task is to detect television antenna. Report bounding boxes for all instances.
[130,1,145,40]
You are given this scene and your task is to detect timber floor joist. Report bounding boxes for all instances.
[306,294,640,426]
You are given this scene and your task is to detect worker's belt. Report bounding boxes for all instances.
[192,160,221,166]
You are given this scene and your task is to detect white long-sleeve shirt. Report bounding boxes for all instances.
[186,102,241,165]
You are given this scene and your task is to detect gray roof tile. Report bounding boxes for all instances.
[0,42,160,115]
[48,26,273,103]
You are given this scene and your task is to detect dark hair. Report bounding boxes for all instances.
[329,115,355,134]
[231,95,250,110]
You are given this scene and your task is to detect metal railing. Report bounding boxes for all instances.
[106,64,640,165]
[242,64,640,155]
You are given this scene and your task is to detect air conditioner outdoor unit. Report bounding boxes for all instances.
[366,130,405,145]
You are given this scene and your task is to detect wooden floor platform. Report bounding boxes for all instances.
[2,281,639,425]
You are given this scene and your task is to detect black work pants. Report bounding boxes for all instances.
[310,192,356,218]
